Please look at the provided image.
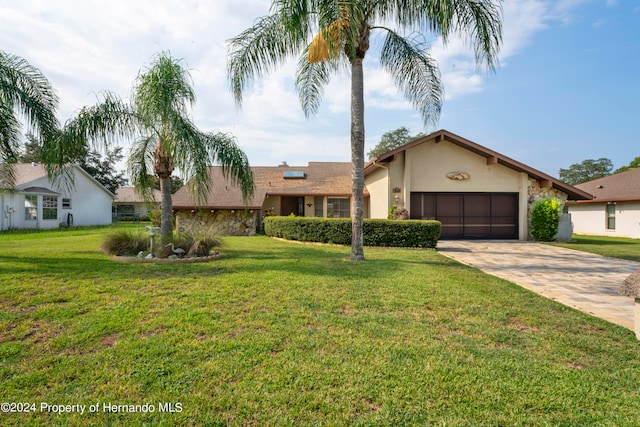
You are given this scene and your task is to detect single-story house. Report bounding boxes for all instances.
[172,162,361,235]
[113,187,161,221]
[172,129,592,239]
[0,162,114,230]
[365,129,592,240]
[567,168,640,238]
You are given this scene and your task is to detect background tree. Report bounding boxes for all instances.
[77,147,128,194]
[17,133,43,163]
[559,158,613,185]
[368,127,425,160]
[228,0,502,261]
[43,52,254,244]
[614,156,640,174]
[153,175,184,194]
[0,51,59,184]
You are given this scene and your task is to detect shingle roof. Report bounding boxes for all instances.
[574,168,640,202]
[172,162,356,209]
[0,163,49,188]
[365,129,593,201]
[115,187,162,203]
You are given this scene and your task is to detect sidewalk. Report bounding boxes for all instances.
[437,240,640,330]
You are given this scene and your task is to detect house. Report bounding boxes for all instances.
[364,129,592,240]
[567,168,640,238]
[0,163,114,230]
[172,129,592,239]
[172,162,359,235]
[113,187,161,221]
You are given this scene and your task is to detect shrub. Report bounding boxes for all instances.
[157,227,223,258]
[264,216,441,248]
[101,230,149,256]
[530,198,561,241]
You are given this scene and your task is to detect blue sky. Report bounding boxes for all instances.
[1,0,638,179]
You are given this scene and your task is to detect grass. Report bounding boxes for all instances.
[552,234,640,262]
[1,225,640,426]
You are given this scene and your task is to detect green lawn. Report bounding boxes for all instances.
[552,234,640,262]
[2,225,640,426]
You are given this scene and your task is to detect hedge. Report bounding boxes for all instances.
[264,217,441,248]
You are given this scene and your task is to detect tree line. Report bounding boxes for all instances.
[559,157,640,186]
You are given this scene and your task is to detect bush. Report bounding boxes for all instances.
[530,198,561,241]
[264,217,441,248]
[101,230,149,256]
[157,227,223,258]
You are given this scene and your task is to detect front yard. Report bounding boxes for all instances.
[1,226,640,426]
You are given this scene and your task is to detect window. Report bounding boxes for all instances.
[62,198,72,209]
[42,196,58,220]
[606,203,616,230]
[25,195,37,220]
[327,197,350,218]
[314,196,324,217]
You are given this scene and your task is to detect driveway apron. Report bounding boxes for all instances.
[437,240,640,330]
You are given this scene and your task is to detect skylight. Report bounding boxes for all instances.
[283,170,305,179]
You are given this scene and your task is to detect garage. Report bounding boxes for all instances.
[410,192,519,239]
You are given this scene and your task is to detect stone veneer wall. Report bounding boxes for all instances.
[175,209,259,236]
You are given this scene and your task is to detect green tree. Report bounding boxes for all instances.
[43,52,254,243]
[559,158,613,185]
[614,156,640,174]
[228,0,502,260]
[368,127,424,160]
[17,133,43,163]
[0,51,59,183]
[78,147,128,194]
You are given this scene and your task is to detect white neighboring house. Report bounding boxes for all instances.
[113,187,161,221]
[0,163,114,230]
[567,168,640,239]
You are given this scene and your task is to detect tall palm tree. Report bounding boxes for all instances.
[0,50,59,184]
[43,52,254,243]
[228,0,502,260]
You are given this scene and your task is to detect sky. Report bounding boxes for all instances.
[1,0,638,179]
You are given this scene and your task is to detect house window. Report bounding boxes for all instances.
[314,196,324,217]
[606,203,616,230]
[62,198,72,209]
[42,196,58,220]
[327,197,350,218]
[25,195,37,220]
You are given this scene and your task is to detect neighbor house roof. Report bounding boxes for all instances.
[115,187,162,204]
[365,129,593,201]
[572,168,640,203]
[172,162,358,209]
[0,162,115,198]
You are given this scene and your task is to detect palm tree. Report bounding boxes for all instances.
[43,52,254,244]
[0,50,59,184]
[228,0,502,261]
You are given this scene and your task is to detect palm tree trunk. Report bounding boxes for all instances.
[350,57,365,261]
[159,175,173,244]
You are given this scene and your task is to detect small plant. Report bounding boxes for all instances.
[101,230,149,256]
[530,198,561,241]
[149,209,162,227]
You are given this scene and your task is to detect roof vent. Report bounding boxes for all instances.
[597,185,604,189]
[283,170,305,179]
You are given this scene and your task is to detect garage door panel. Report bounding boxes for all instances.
[410,192,519,239]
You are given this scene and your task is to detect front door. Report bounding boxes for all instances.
[281,196,305,216]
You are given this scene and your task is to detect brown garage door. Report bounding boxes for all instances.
[410,192,519,239]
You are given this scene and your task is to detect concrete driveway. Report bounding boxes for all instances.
[437,240,640,330]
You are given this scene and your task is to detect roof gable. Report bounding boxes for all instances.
[365,129,592,201]
[574,168,640,202]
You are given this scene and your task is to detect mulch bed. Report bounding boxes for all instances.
[111,253,223,263]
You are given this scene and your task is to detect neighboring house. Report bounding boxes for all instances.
[173,129,592,239]
[113,187,161,221]
[172,162,360,235]
[567,168,640,238]
[365,129,592,240]
[0,163,114,230]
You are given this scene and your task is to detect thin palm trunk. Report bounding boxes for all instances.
[159,175,173,244]
[350,57,365,261]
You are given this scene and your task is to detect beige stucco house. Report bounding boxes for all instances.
[113,187,161,221]
[365,130,592,239]
[172,129,592,239]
